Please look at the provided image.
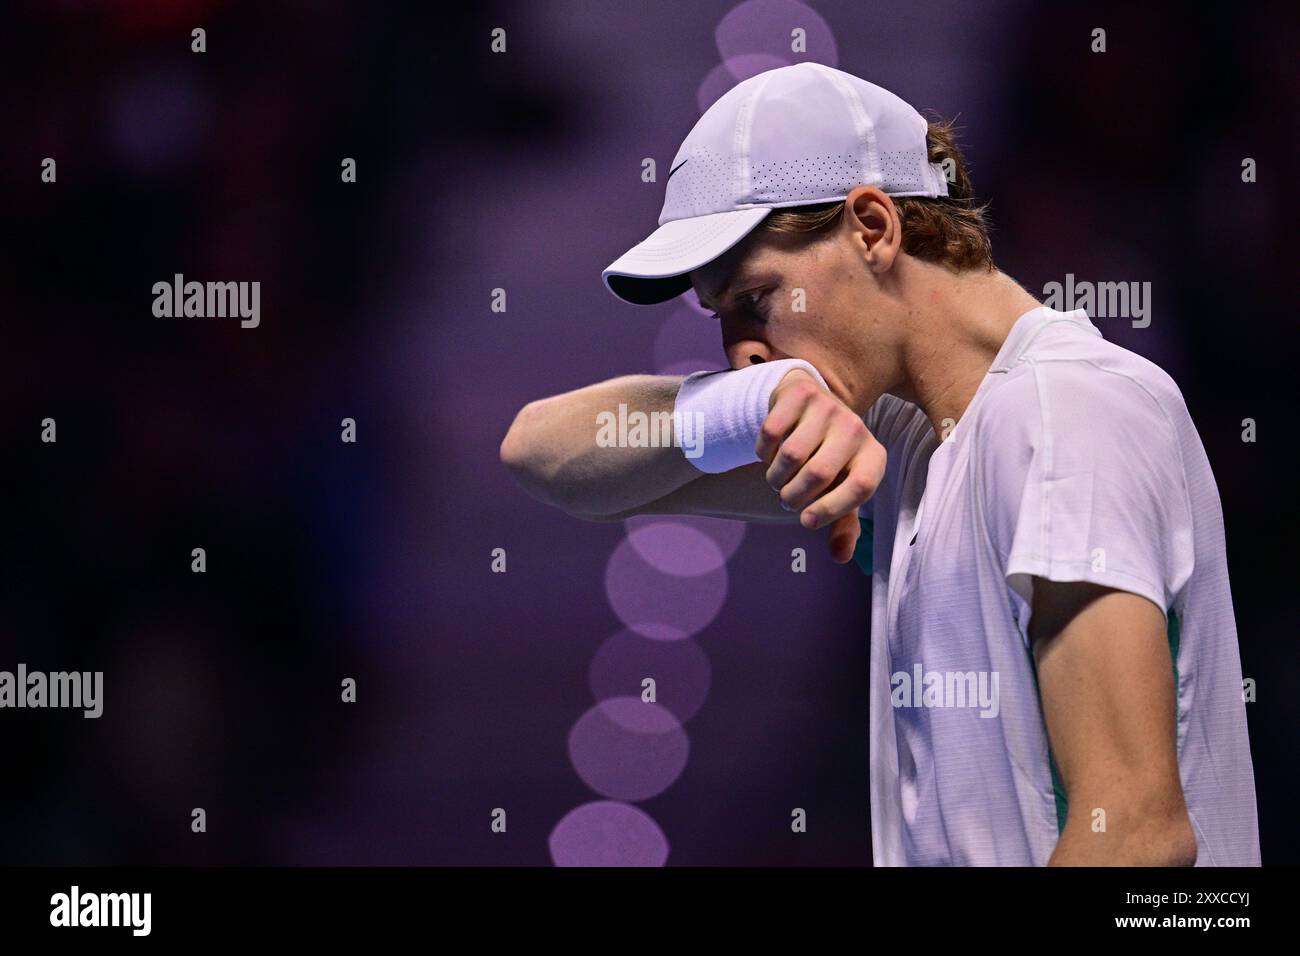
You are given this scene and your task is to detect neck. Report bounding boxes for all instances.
[889,264,1041,437]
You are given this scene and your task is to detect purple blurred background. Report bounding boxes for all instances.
[2,0,1295,865]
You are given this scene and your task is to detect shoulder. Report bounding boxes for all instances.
[976,341,1189,455]
[968,348,1199,538]
[975,342,1201,614]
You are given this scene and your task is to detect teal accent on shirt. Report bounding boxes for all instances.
[853,515,874,576]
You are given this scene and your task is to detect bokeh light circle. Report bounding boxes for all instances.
[567,697,690,801]
[715,0,837,70]
[623,519,724,577]
[604,536,728,639]
[697,54,790,114]
[548,800,670,867]
[590,628,712,724]
[624,515,746,576]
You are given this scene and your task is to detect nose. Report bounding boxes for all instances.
[723,332,775,370]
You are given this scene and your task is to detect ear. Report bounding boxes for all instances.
[844,185,902,274]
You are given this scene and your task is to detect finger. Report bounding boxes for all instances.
[778,420,861,512]
[764,400,832,492]
[826,511,861,564]
[755,376,818,463]
[799,442,886,530]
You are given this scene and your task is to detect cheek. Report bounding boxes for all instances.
[766,319,833,375]
[771,303,856,376]
[772,294,835,345]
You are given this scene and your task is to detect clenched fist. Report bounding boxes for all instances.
[759,368,887,564]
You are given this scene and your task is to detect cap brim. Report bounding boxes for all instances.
[602,206,772,306]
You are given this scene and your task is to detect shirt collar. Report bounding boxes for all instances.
[988,305,1099,373]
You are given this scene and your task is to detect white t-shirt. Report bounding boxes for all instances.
[856,305,1260,866]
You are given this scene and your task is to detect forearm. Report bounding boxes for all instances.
[599,461,797,523]
[500,374,702,517]
[501,363,882,562]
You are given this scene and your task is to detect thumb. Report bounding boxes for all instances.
[827,511,861,564]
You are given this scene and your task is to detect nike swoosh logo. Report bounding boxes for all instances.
[667,159,689,180]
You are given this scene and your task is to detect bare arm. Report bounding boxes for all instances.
[500,369,885,562]
[1030,580,1198,866]
[499,374,783,520]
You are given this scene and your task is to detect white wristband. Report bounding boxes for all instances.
[673,359,828,474]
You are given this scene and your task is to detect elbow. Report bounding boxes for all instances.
[499,404,535,476]
[1134,785,1199,867]
[1151,814,1198,867]
[500,401,549,493]
[1122,801,1199,866]
[500,402,610,520]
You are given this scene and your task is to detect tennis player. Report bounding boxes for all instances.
[501,63,1260,866]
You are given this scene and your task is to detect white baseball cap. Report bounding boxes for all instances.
[602,62,949,306]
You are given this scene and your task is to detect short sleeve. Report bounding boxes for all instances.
[977,360,1195,621]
